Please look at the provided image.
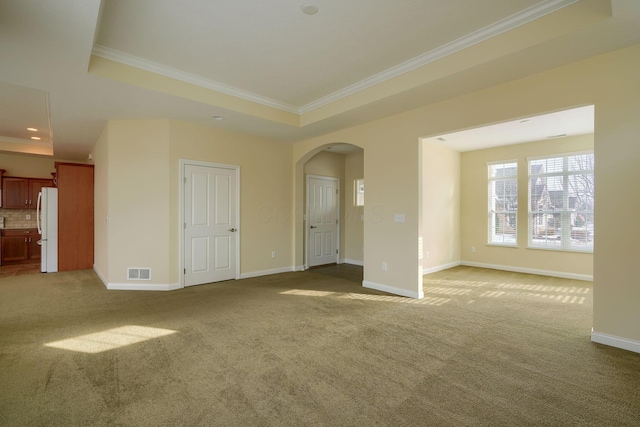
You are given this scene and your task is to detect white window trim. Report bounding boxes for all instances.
[354,178,364,206]
[487,159,518,247]
[527,151,594,253]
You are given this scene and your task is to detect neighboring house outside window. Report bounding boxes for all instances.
[528,152,594,252]
[488,161,518,246]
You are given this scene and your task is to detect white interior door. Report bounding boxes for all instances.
[184,164,238,286]
[307,176,339,267]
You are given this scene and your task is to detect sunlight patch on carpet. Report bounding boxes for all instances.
[341,293,451,306]
[280,289,451,306]
[45,326,177,354]
[281,289,335,297]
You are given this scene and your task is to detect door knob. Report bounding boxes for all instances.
[228,228,237,232]
[310,225,317,229]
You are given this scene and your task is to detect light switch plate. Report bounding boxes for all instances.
[393,213,405,223]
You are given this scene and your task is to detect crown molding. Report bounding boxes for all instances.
[91,45,300,114]
[299,0,580,113]
[92,0,579,117]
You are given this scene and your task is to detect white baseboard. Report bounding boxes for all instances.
[422,261,461,275]
[294,265,306,272]
[240,266,296,279]
[341,258,364,266]
[460,261,593,281]
[106,282,182,291]
[591,330,640,354]
[363,280,424,299]
[94,265,182,291]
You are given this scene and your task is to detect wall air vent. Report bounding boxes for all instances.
[127,268,151,280]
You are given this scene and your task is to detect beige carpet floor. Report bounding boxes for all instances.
[0,265,638,426]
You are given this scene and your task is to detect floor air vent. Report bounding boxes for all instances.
[127,268,151,280]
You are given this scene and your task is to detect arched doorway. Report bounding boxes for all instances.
[294,143,364,271]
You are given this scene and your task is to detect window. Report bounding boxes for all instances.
[355,179,364,206]
[488,161,518,245]
[528,152,594,251]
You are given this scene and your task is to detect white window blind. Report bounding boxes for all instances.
[488,161,518,245]
[528,152,594,251]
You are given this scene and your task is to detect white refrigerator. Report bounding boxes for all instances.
[37,187,58,273]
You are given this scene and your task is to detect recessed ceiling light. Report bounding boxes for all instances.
[212,115,224,121]
[301,4,319,15]
[436,137,446,142]
[547,133,568,139]
[27,127,38,131]
[520,119,531,124]
[31,136,41,140]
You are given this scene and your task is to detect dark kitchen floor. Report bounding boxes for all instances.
[0,263,41,279]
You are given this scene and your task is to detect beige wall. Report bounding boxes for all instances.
[88,43,640,349]
[93,119,294,288]
[304,151,345,178]
[294,126,422,298]
[461,134,593,278]
[293,44,640,344]
[422,141,460,272]
[0,152,61,178]
[107,120,172,286]
[168,120,293,280]
[344,152,364,263]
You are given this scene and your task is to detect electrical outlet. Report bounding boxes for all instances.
[382,262,388,271]
[471,246,476,253]
[426,251,430,258]
[26,214,31,220]
[271,251,276,258]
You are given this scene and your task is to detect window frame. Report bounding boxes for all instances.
[354,179,364,206]
[487,160,519,247]
[527,150,594,253]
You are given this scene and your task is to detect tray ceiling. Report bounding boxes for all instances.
[0,0,638,159]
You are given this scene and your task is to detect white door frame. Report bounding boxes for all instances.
[179,159,240,288]
[305,174,340,269]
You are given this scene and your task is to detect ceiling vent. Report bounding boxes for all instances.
[127,268,151,280]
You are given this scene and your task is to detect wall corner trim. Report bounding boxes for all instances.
[591,330,640,354]
[363,280,424,299]
[93,265,108,289]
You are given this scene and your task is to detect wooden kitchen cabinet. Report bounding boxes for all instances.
[1,177,54,209]
[1,228,40,264]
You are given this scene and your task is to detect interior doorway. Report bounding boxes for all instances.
[306,175,340,268]
[299,144,364,271]
[181,160,239,287]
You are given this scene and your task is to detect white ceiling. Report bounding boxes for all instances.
[424,105,595,152]
[95,0,543,108]
[0,0,639,160]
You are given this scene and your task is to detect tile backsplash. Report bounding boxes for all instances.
[0,208,38,229]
